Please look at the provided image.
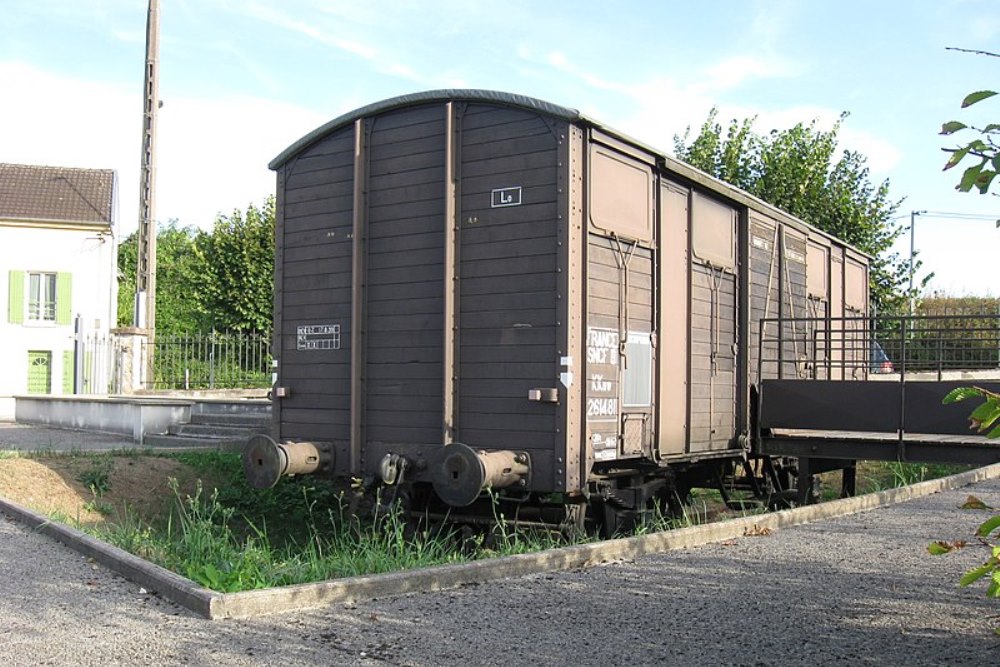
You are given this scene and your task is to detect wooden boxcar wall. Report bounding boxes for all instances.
[584,137,657,464]
[687,192,739,453]
[274,101,570,489]
[655,173,868,459]
[272,92,872,491]
[273,123,356,471]
[455,103,565,484]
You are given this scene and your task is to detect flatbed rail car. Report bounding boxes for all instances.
[244,89,872,531]
[756,313,1000,503]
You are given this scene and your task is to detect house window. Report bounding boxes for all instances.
[28,272,57,322]
[8,270,72,325]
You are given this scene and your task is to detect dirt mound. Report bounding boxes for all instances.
[0,455,203,527]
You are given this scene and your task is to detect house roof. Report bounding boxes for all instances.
[0,163,116,225]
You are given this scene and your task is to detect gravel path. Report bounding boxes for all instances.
[2,476,999,666]
[0,423,136,452]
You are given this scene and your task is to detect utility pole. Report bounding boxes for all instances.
[908,209,926,316]
[135,0,160,384]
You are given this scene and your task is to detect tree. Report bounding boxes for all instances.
[192,197,275,333]
[117,221,206,333]
[674,110,908,313]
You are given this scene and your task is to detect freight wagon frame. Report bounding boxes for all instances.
[244,90,998,533]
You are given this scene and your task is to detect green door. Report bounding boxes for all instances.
[27,351,52,394]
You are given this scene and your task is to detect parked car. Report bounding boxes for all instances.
[871,341,894,373]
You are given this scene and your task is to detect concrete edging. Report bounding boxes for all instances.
[4,462,1000,620]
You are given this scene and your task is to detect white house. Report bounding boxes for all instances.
[0,163,118,419]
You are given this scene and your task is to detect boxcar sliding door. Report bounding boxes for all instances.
[585,137,656,464]
[688,193,738,452]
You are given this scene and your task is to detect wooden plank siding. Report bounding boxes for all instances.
[780,228,809,379]
[364,106,447,446]
[457,105,561,454]
[748,216,780,386]
[276,126,356,444]
[687,262,737,451]
[586,234,656,461]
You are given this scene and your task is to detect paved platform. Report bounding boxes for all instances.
[1,470,998,665]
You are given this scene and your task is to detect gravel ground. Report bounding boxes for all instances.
[0,422,137,452]
[2,475,999,666]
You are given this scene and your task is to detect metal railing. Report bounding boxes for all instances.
[758,314,1000,382]
[69,330,273,395]
[143,331,273,390]
[76,332,125,394]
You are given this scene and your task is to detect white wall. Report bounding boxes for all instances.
[0,224,116,418]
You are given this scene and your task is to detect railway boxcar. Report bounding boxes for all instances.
[245,90,870,531]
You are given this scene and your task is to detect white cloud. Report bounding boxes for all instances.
[528,63,902,180]
[241,2,378,60]
[703,54,803,91]
[0,61,326,236]
[239,1,445,85]
[155,94,326,227]
[0,61,135,224]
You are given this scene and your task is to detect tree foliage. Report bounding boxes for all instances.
[193,197,275,333]
[941,88,999,195]
[674,110,908,313]
[116,197,274,334]
[117,221,207,334]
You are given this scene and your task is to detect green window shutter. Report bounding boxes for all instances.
[8,271,24,324]
[56,272,72,325]
[62,350,75,394]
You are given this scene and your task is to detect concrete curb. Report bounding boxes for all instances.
[0,497,215,616]
[4,462,1000,620]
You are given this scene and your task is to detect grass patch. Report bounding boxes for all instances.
[7,449,976,594]
[77,458,113,496]
[91,479,493,591]
[817,461,973,501]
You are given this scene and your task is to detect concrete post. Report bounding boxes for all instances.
[111,327,148,394]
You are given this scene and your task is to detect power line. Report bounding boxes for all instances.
[919,210,999,221]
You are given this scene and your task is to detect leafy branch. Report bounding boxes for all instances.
[930,388,1000,631]
[941,89,1000,195]
[942,386,1000,439]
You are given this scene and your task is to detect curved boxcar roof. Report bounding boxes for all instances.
[270,89,585,170]
[271,88,869,258]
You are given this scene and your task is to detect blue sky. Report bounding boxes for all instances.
[1,0,997,294]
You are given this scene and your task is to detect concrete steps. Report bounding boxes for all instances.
[144,399,271,451]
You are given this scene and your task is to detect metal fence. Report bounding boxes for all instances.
[758,313,1000,381]
[76,332,125,394]
[73,330,272,393]
[143,331,272,390]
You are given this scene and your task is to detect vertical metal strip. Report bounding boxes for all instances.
[350,118,368,475]
[736,207,750,440]
[555,123,580,491]
[566,126,594,488]
[684,189,694,454]
[272,168,286,439]
[443,102,458,445]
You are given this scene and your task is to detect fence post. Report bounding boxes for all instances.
[73,315,83,394]
[209,329,216,389]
